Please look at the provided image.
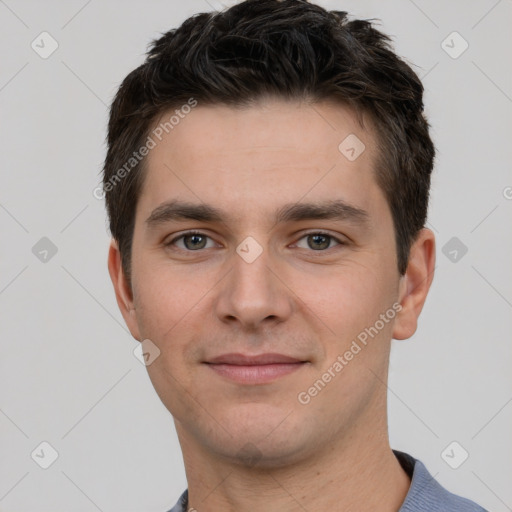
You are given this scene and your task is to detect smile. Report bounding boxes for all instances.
[206,362,306,384]
[204,353,308,384]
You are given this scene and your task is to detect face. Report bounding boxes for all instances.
[109,98,434,468]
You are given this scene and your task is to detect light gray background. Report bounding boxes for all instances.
[1,1,511,511]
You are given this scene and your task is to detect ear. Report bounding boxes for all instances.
[393,228,436,340]
[107,239,141,341]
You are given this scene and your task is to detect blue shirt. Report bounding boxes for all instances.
[166,450,487,511]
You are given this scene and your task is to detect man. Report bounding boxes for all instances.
[103,1,487,510]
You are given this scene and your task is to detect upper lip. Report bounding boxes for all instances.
[206,353,305,365]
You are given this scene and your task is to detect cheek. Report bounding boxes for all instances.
[292,260,394,338]
[132,265,206,411]
[132,260,207,343]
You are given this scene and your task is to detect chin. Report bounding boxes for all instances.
[207,440,302,470]
[202,411,317,469]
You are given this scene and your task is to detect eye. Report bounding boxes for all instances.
[166,231,216,251]
[294,232,344,251]
[165,230,346,253]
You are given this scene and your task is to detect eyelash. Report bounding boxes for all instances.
[165,230,346,253]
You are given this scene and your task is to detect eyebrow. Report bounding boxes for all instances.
[145,199,369,229]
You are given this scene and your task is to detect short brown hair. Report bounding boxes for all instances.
[102,0,435,285]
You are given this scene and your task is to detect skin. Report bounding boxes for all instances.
[108,98,435,512]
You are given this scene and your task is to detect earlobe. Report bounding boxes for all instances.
[107,239,141,341]
[392,228,436,341]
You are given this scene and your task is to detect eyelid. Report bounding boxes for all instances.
[166,230,218,248]
[292,230,347,249]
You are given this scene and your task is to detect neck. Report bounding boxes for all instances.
[175,409,411,512]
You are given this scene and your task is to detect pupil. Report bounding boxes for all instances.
[309,234,329,250]
[185,234,206,250]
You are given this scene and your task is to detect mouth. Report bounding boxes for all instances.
[204,353,308,384]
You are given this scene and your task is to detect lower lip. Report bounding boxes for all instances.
[206,363,305,384]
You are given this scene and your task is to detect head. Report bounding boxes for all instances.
[106,0,435,468]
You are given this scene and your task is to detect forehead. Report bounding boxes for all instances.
[147,98,375,163]
[138,99,384,223]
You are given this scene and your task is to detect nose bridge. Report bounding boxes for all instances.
[215,236,292,327]
[234,241,272,294]
[232,238,276,308]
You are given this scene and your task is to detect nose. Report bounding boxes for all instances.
[214,241,294,331]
